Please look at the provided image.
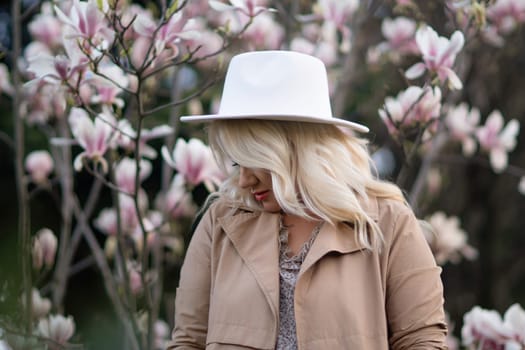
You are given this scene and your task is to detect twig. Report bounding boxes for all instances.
[142,76,218,116]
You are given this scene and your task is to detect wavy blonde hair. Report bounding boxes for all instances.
[207,119,405,251]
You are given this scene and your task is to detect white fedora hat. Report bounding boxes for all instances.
[180,50,369,133]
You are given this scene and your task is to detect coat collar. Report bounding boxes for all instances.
[216,195,380,317]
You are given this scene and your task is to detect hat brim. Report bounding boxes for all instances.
[180,114,369,133]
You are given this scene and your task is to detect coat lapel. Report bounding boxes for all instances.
[301,196,380,275]
[218,210,281,320]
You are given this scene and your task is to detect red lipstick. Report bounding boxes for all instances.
[253,190,269,201]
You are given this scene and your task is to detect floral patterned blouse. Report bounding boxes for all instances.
[275,218,323,350]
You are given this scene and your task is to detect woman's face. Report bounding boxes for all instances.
[237,166,281,213]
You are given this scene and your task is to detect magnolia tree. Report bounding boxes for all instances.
[0,0,524,349]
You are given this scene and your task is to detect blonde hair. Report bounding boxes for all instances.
[207,119,405,251]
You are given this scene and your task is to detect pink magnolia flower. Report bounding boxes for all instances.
[21,288,52,320]
[114,157,152,195]
[504,304,525,346]
[157,174,197,219]
[177,18,223,62]
[445,103,481,156]
[132,12,199,68]
[380,17,419,55]
[424,212,477,265]
[127,261,143,295]
[31,288,52,319]
[209,0,272,17]
[116,120,173,159]
[461,306,515,349]
[154,320,170,349]
[88,64,129,109]
[378,86,442,136]
[405,26,465,90]
[243,12,285,50]
[162,138,224,192]
[290,23,338,66]
[32,228,58,270]
[25,150,54,184]
[94,190,149,237]
[0,63,13,96]
[313,0,358,52]
[315,0,359,28]
[476,110,520,173]
[21,83,67,125]
[487,0,525,34]
[54,0,115,53]
[38,314,76,345]
[28,2,63,49]
[26,53,87,88]
[291,36,338,66]
[94,208,118,236]
[68,107,118,173]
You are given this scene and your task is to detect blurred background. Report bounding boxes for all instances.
[0,0,525,348]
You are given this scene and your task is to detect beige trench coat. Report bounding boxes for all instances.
[167,196,447,349]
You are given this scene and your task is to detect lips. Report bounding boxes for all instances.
[253,190,269,201]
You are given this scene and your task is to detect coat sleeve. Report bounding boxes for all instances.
[166,206,215,350]
[384,204,448,350]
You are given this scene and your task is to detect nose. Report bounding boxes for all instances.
[238,166,257,189]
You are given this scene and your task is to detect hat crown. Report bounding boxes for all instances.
[218,51,333,119]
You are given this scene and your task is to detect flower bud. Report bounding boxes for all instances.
[32,288,52,319]
[25,150,54,185]
[37,314,75,345]
[33,228,58,270]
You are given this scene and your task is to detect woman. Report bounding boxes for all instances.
[167,51,447,349]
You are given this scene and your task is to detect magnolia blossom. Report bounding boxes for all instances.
[114,157,152,195]
[405,26,465,90]
[21,81,68,125]
[290,21,339,66]
[32,228,58,270]
[31,288,52,319]
[380,17,419,55]
[313,0,358,52]
[162,138,224,192]
[27,2,63,49]
[503,304,525,345]
[54,0,115,56]
[315,0,359,28]
[177,18,223,62]
[88,64,130,109]
[461,304,525,349]
[68,107,118,173]
[26,53,87,88]
[378,86,442,136]
[95,190,149,237]
[0,63,13,96]
[476,110,520,173]
[158,174,197,219]
[445,103,481,156]
[116,120,173,159]
[25,150,54,184]
[486,0,525,34]
[242,12,285,50]
[38,314,75,345]
[154,320,170,349]
[209,0,272,17]
[127,261,143,295]
[425,212,478,265]
[94,208,118,236]
[133,11,199,68]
